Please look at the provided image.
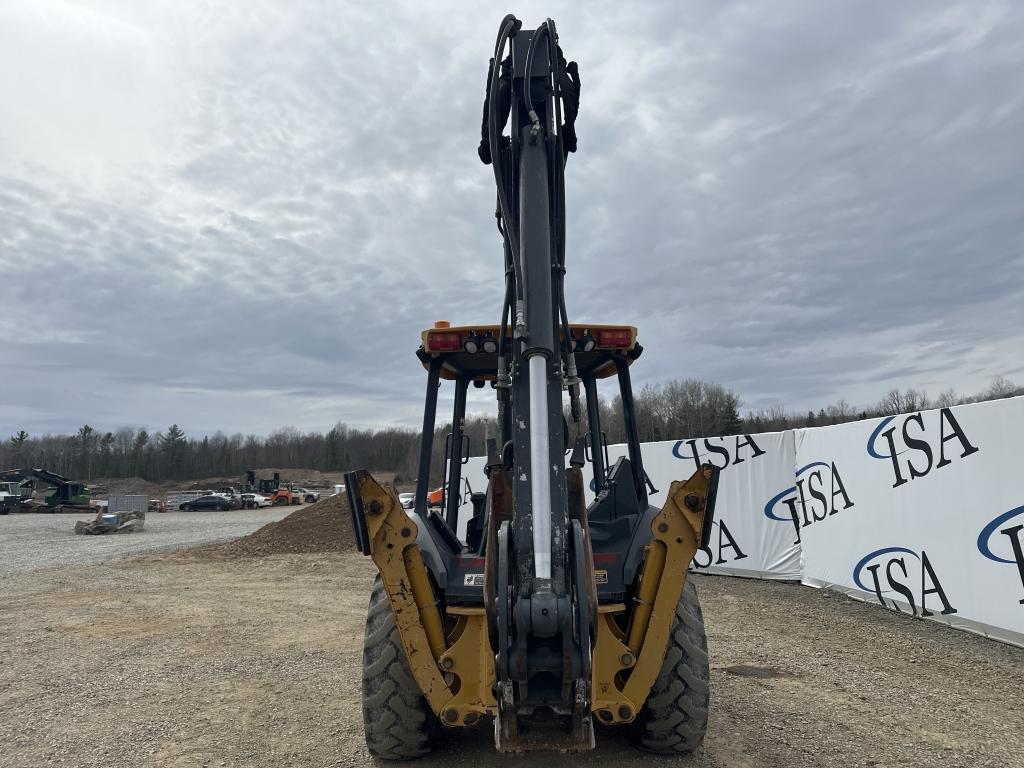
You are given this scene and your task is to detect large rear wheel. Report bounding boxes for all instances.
[633,577,710,754]
[362,575,436,760]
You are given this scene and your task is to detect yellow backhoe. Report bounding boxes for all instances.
[346,15,720,757]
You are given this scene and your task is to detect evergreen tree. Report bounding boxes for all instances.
[160,424,187,478]
[77,425,96,480]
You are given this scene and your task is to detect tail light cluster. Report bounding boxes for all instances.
[426,332,462,352]
[595,328,633,348]
[425,326,634,353]
[425,330,499,354]
[569,328,633,351]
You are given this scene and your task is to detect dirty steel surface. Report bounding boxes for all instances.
[1,552,1021,768]
[0,508,295,576]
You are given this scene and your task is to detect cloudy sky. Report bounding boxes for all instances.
[2,0,1022,438]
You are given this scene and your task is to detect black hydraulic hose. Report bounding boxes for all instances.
[495,192,513,341]
[540,18,583,422]
[547,19,566,268]
[493,13,517,59]
[489,16,521,303]
[522,21,550,141]
[497,216,513,360]
[489,16,520,402]
[497,256,513,443]
[490,16,518,304]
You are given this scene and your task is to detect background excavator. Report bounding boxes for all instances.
[0,468,92,512]
[345,15,719,757]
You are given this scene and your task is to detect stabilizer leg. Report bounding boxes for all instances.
[591,464,719,724]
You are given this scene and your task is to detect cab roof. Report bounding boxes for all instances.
[417,323,640,381]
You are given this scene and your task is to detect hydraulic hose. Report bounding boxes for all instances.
[522,21,550,140]
[489,16,522,305]
[545,20,581,425]
[489,16,521,401]
[497,216,513,350]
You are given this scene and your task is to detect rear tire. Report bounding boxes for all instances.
[362,575,435,760]
[634,578,710,755]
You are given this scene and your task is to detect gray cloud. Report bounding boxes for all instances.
[1,0,1022,437]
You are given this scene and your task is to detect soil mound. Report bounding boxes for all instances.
[214,494,356,557]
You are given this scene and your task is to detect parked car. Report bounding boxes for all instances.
[398,492,415,510]
[291,487,320,504]
[179,494,241,511]
[240,493,269,509]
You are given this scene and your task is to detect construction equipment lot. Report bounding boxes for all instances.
[0,508,296,577]
[1,546,1021,768]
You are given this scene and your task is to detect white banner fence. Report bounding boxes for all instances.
[795,396,1024,647]
[453,395,1024,647]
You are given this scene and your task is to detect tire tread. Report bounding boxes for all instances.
[634,578,710,754]
[362,576,436,760]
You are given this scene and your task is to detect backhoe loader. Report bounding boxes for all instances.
[345,15,719,757]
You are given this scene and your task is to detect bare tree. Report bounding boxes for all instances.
[878,388,929,416]
[824,399,855,424]
[986,376,1021,400]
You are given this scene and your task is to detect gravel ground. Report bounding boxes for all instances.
[1,551,1021,768]
[0,508,295,576]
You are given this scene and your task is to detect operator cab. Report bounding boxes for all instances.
[411,321,655,606]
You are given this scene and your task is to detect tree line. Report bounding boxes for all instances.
[2,376,1020,484]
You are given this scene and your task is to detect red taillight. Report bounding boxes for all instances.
[428,332,462,351]
[597,329,632,348]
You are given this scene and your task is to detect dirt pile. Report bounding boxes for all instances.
[213,494,357,557]
[92,476,165,497]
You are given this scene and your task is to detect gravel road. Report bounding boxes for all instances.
[1,551,1021,768]
[0,508,294,576]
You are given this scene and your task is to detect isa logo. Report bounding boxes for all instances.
[690,519,748,570]
[672,434,765,472]
[977,506,1024,605]
[763,461,854,544]
[853,546,958,617]
[867,408,979,489]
